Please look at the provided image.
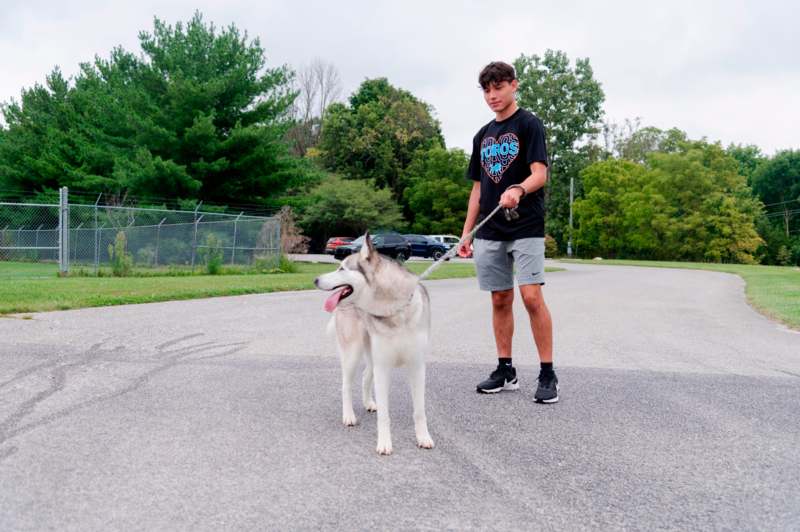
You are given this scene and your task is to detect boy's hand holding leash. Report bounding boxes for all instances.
[500,183,526,208]
[456,184,525,259]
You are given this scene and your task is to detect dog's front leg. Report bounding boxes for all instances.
[373,363,393,455]
[362,353,377,412]
[409,361,434,449]
[340,351,359,426]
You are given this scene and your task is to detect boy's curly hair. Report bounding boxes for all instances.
[478,62,516,89]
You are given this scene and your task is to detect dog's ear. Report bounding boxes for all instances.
[360,230,375,261]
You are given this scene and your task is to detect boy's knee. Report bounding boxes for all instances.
[521,287,544,313]
[491,289,514,310]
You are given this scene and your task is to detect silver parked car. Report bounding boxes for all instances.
[427,234,461,250]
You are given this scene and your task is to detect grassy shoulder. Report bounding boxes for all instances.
[0,261,478,315]
[559,258,800,330]
[0,259,564,315]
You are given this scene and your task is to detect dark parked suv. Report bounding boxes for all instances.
[333,233,412,261]
[403,234,448,260]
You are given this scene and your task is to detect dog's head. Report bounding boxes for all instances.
[314,231,417,315]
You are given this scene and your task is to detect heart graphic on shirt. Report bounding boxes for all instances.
[480,133,520,183]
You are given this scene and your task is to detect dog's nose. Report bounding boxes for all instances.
[314,277,320,287]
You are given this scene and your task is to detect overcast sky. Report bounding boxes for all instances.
[1,0,797,155]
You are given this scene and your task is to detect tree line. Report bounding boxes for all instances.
[0,13,797,264]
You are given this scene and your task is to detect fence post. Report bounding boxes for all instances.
[58,186,69,275]
[191,214,204,271]
[93,194,101,275]
[155,217,166,267]
[95,223,105,272]
[190,203,202,271]
[231,212,244,265]
[276,218,281,260]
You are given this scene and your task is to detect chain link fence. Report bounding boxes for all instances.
[1,188,280,276]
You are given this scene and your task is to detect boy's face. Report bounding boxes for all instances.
[483,80,518,113]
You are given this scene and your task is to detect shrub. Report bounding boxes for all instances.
[252,253,298,273]
[200,233,224,274]
[278,206,310,253]
[545,235,558,258]
[108,231,133,277]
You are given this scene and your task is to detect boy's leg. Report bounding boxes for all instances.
[474,239,518,393]
[511,237,550,360]
[518,284,552,363]
[491,289,514,357]
[512,238,559,403]
[473,238,515,358]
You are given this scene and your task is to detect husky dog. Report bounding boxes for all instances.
[314,232,434,455]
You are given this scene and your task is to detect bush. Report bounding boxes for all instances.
[776,245,792,266]
[252,253,298,273]
[278,206,310,253]
[278,254,298,273]
[545,235,558,258]
[792,238,800,266]
[108,231,133,277]
[200,233,224,274]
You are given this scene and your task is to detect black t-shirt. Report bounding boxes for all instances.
[467,108,549,240]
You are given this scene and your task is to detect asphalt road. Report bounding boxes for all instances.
[1,261,798,530]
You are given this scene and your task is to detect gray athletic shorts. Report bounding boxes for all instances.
[473,237,545,291]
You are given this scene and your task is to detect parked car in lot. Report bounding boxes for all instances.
[403,234,448,260]
[428,234,471,257]
[325,236,354,254]
[428,234,461,250]
[333,233,412,261]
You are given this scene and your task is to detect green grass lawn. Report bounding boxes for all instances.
[559,258,800,330]
[0,261,59,279]
[0,259,563,315]
[0,260,488,315]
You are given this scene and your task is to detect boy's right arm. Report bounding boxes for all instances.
[458,181,481,257]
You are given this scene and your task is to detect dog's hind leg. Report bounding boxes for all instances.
[340,349,359,427]
[361,353,377,412]
[409,361,434,449]
[373,362,393,455]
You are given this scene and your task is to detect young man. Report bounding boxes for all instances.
[458,61,558,403]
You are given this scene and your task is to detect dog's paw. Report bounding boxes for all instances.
[364,401,377,412]
[376,439,393,455]
[416,434,435,449]
[342,413,358,426]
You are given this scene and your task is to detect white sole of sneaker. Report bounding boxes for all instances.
[477,379,519,394]
[535,384,560,403]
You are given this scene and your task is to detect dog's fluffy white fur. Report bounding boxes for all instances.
[315,233,434,455]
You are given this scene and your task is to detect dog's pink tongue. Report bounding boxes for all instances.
[323,288,345,312]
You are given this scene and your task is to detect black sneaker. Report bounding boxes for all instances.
[477,365,519,394]
[534,371,559,403]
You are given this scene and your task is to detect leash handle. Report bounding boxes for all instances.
[418,203,504,280]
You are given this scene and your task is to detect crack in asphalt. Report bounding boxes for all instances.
[0,334,246,461]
